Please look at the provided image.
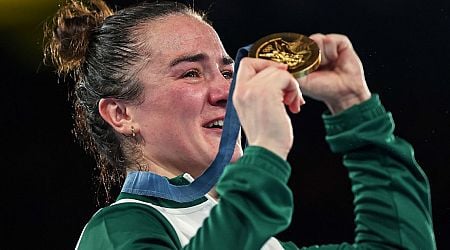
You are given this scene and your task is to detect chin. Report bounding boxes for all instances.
[230,143,243,163]
[207,132,243,163]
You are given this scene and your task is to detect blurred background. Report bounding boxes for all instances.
[2,0,449,249]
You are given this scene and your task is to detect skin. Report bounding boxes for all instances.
[99,14,371,180]
[234,34,371,160]
[100,14,242,178]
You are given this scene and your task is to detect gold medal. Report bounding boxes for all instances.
[248,32,321,78]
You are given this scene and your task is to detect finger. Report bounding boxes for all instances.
[279,74,304,113]
[233,66,291,108]
[326,33,353,52]
[283,86,298,106]
[248,66,298,93]
[292,93,304,113]
[289,79,305,113]
[296,71,310,91]
[237,57,287,82]
[245,66,303,109]
[297,69,335,93]
[324,34,353,60]
[309,33,353,67]
[323,36,339,62]
[309,33,328,65]
[285,87,303,114]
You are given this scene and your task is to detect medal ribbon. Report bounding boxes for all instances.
[121,45,252,202]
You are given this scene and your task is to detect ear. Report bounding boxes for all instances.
[98,98,136,135]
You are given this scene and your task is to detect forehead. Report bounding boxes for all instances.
[137,14,226,60]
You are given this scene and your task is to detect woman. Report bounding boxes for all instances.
[44,0,435,249]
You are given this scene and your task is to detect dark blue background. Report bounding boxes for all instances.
[2,0,449,248]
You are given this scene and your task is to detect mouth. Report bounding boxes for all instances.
[203,119,224,130]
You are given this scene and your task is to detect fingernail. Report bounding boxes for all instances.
[300,96,306,105]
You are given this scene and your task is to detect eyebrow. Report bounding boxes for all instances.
[222,56,234,65]
[169,53,234,67]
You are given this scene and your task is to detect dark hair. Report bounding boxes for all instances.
[43,0,207,204]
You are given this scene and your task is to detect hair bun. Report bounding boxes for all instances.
[44,0,113,77]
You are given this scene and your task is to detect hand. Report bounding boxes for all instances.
[298,33,371,114]
[233,58,305,160]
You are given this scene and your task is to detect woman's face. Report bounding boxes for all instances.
[130,14,242,178]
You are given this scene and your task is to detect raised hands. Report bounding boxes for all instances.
[233,58,304,160]
[299,33,371,114]
[233,34,372,159]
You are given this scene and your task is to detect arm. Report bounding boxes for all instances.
[300,95,435,249]
[187,146,294,249]
[335,95,435,249]
[76,146,294,250]
[296,34,435,249]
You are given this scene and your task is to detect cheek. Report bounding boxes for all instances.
[166,85,207,115]
[141,84,207,123]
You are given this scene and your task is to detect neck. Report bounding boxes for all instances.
[142,156,182,179]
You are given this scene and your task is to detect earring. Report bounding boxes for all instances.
[131,126,136,137]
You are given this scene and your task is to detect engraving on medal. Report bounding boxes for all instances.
[248,33,321,78]
[258,39,312,69]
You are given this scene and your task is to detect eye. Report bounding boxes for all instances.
[183,69,201,78]
[221,70,233,80]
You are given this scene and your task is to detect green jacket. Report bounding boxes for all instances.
[76,95,435,249]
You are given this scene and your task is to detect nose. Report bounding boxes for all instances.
[208,75,230,107]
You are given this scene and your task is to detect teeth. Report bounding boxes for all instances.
[206,120,224,128]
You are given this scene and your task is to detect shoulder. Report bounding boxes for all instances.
[77,200,181,249]
[92,200,169,229]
